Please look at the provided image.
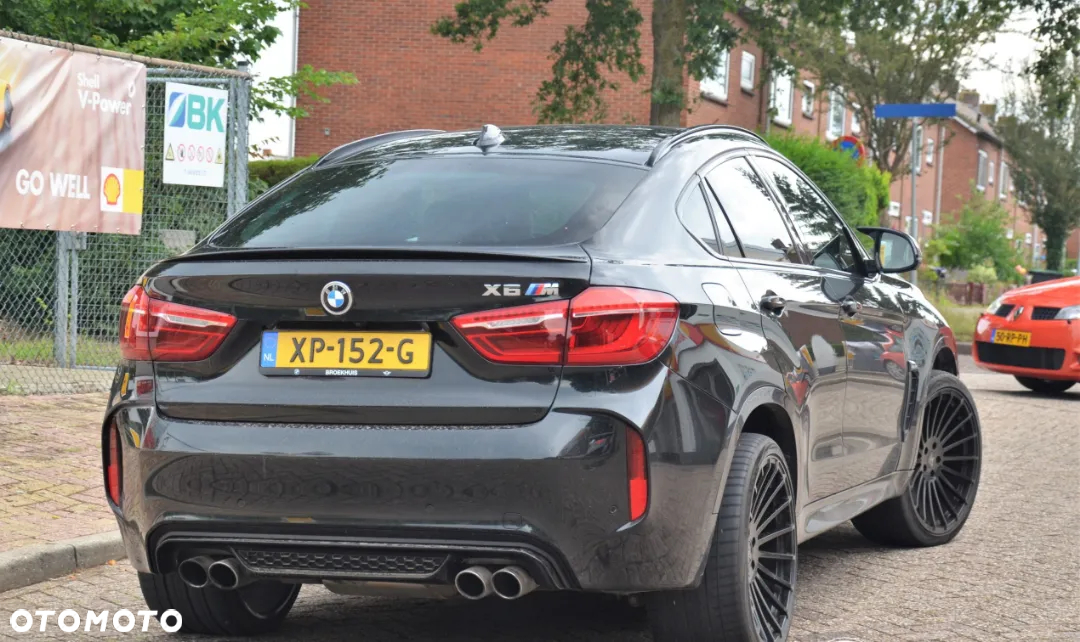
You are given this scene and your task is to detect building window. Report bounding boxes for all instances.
[1025,232,1032,245]
[888,201,901,218]
[922,210,934,225]
[700,49,730,102]
[851,104,861,135]
[988,160,995,185]
[802,81,815,117]
[827,90,845,139]
[976,150,988,191]
[1006,228,1014,239]
[926,138,935,165]
[999,162,1008,199]
[771,73,793,126]
[741,52,756,92]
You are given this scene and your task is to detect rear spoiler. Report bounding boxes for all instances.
[161,244,591,265]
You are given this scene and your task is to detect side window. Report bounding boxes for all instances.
[754,157,858,272]
[702,183,743,257]
[705,158,797,263]
[678,181,721,254]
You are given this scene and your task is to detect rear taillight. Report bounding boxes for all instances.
[105,423,122,506]
[451,287,679,366]
[566,287,679,365]
[119,285,236,362]
[627,427,648,521]
[451,300,569,365]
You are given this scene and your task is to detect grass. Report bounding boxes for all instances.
[928,294,984,343]
[0,335,120,367]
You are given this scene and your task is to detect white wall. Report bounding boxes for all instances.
[248,6,298,158]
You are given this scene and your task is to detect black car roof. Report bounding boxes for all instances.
[314,124,769,168]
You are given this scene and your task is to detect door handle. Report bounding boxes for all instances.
[841,299,862,317]
[760,294,786,314]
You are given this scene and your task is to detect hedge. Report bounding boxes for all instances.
[248,155,319,188]
[764,133,891,230]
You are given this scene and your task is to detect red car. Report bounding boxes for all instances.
[974,276,1080,393]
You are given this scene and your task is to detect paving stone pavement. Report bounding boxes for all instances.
[0,363,1078,641]
[0,394,113,552]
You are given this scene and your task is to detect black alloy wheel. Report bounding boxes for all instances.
[852,370,982,547]
[748,453,797,641]
[909,387,981,535]
[648,433,797,642]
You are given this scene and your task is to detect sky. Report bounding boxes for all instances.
[964,14,1040,104]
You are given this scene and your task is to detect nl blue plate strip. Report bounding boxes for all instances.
[261,332,278,367]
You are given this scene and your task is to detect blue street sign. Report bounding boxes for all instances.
[874,103,957,119]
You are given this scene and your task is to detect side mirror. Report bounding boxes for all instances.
[856,227,921,274]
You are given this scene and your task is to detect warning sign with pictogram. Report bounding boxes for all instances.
[215,148,224,164]
[163,82,228,187]
[165,144,175,161]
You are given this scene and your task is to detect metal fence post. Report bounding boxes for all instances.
[234,66,251,215]
[53,232,70,367]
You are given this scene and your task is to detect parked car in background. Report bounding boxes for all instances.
[103,125,980,642]
[975,276,1080,393]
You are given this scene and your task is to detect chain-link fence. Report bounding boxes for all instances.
[0,33,250,394]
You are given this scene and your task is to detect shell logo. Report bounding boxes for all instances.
[103,173,121,205]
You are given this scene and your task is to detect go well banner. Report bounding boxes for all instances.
[0,36,146,235]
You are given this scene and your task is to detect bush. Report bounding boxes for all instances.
[248,155,319,188]
[765,133,891,229]
[926,191,1027,284]
[966,261,999,285]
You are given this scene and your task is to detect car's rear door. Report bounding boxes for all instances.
[751,154,908,487]
[703,156,850,503]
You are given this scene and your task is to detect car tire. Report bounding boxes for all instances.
[648,433,797,642]
[1014,376,1076,394]
[853,370,981,547]
[138,571,299,635]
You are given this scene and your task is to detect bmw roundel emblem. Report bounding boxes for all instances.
[320,281,352,315]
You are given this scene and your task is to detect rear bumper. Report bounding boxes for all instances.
[972,314,1080,381]
[106,365,734,592]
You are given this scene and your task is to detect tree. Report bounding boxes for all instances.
[926,190,1027,282]
[0,0,355,121]
[997,55,1080,271]
[788,0,1009,179]
[1020,0,1080,96]
[431,0,844,126]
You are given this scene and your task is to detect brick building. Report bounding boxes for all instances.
[294,0,1076,268]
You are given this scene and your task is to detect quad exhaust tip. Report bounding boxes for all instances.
[207,558,250,591]
[454,566,493,600]
[492,566,537,600]
[177,556,214,589]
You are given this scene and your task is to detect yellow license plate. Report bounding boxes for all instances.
[260,330,432,377]
[991,329,1031,347]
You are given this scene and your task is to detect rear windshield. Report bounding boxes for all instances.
[207,157,646,248]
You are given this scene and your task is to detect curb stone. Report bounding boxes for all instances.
[0,531,126,593]
[957,341,972,356]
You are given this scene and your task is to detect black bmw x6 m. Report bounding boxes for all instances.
[103,124,981,641]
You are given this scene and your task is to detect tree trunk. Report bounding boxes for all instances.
[1044,227,1067,271]
[650,0,686,127]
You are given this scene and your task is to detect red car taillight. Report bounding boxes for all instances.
[451,287,678,366]
[565,287,679,365]
[120,285,236,362]
[627,427,648,521]
[105,423,122,506]
[451,299,569,365]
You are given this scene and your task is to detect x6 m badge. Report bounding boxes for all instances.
[483,283,560,297]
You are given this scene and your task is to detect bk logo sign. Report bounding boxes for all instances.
[167,91,226,133]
